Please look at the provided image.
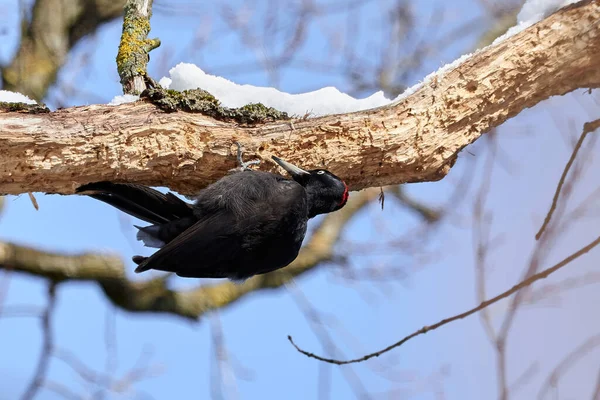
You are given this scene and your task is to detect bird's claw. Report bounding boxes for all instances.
[230,142,261,173]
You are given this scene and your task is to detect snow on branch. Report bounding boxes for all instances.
[0,0,599,196]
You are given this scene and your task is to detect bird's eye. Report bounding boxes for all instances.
[317,171,325,175]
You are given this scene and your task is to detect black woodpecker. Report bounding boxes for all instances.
[76,148,349,280]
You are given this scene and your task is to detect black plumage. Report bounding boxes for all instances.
[76,155,349,280]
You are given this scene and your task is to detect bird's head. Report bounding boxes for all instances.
[272,156,349,217]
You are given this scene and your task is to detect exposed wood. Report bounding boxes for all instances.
[1,0,599,196]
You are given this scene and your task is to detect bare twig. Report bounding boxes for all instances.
[592,367,600,400]
[289,233,600,364]
[537,333,600,400]
[523,271,600,306]
[104,307,118,389]
[54,347,107,385]
[472,132,499,345]
[20,282,58,400]
[209,313,239,400]
[535,119,600,240]
[42,381,81,400]
[290,287,372,399]
[509,362,539,397]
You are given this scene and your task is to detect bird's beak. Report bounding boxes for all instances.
[272,156,310,180]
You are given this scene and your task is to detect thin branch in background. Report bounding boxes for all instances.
[42,381,81,400]
[508,362,539,397]
[390,187,441,223]
[537,333,600,400]
[0,268,12,315]
[209,314,224,400]
[293,281,417,384]
[55,343,161,397]
[289,233,600,364]
[472,130,499,345]
[523,271,600,307]
[535,119,600,240]
[0,305,43,318]
[111,345,163,393]
[592,367,600,400]
[105,307,118,385]
[468,117,600,400]
[209,312,239,400]
[20,282,58,400]
[483,128,586,400]
[289,286,372,399]
[54,347,107,386]
[369,365,450,399]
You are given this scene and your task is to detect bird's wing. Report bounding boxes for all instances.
[135,188,307,278]
[136,173,308,278]
[134,210,243,277]
[194,171,292,218]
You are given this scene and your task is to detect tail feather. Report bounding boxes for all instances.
[134,225,165,248]
[132,256,152,273]
[76,181,192,225]
[77,181,197,275]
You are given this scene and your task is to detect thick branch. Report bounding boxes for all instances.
[1,1,599,196]
[1,0,124,101]
[0,190,377,320]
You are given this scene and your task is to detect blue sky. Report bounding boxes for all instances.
[1,1,600,399]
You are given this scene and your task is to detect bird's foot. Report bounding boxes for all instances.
[230,142,260,173]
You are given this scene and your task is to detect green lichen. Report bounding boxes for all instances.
[0,102,50,113]
[116,1,161,93]
[141,87,289,124]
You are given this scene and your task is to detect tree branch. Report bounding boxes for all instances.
[288,232,600,364]
[116,0,160,94]
[0,189,377,320]
[20,282,58,400]
[535,118,600,239]
[1,1,599,196]
[1,0,125,100]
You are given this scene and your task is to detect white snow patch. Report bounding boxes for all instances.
[152,1,580,118]
[492,0,579,45]
[158,77,172,88]
[108,94,140,106]
[392,53,473,104]
[0,90,37,104]
[159,63,391,116]
[518,0,577,23]
[390,0,579,105]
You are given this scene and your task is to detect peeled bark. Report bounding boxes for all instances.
[1,0,599,196]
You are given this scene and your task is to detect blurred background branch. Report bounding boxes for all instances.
[0,189,379,319]
[1,0,124,100]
